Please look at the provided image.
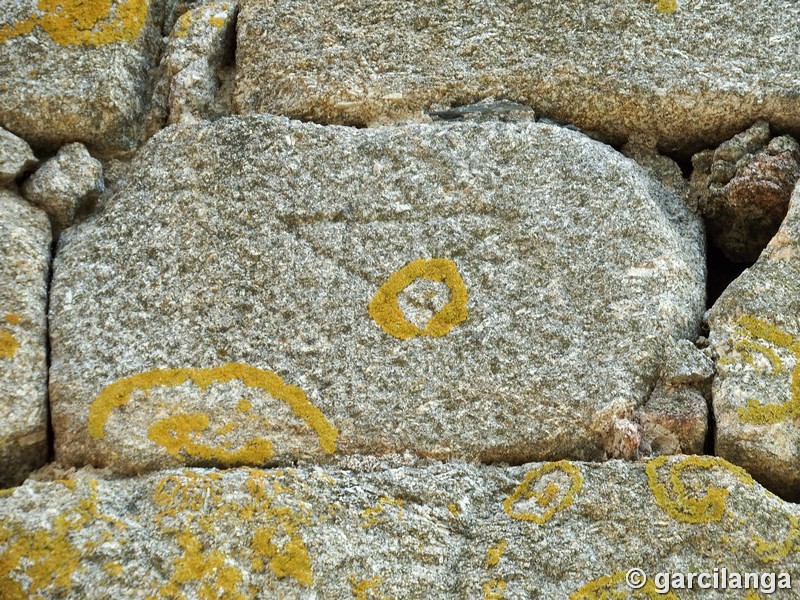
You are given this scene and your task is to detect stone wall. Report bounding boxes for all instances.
[2,1,799,597]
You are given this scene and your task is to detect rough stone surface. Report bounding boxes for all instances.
[0,190,51,488]
[152,0,237,126]
[50,115,705,474]
[1,458,798,598]
[233,0,800,154]
[709,183,800,501]
[22,143,104,234]
[0,126,37,185]
[0,0,169,156]
[690,121,800,263]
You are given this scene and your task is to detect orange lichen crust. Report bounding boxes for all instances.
[0,480,125,598]
[570,570,679,599]
[502,461,583,524]
[645,455,754,524]
[88,362,339,459]
[368,258,468,340]
[0,0,148,46]
[720,316,800,425]
[153,469,314,596]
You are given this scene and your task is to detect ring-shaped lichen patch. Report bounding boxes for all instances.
[645,455,754,524]
[502,460,583,524]
[87,362,338,458]
[368,258,468,340]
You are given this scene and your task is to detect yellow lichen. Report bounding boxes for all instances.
[361,496,405,528]
[4,314,19,325]
[147,412,275,466]
[208,16,225,28]
[0,331,18,359]
[570,570,679,599]
[153,469,314,595]
[721,316,800,424]
[652,0,677,14]
[645,455,754,524]
[483,579,506,600]
[0,0,148,46]
[237,399,253,413]
[0,479,124,597]
[753,514,800,562]
[485,540,507,567]
[447,502,461,516]
[503,461,583,524]
[349,575,387,599]
[103,561,124,576]
[88,362,338,459]
[368,258,468,340]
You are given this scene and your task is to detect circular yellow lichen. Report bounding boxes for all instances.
[368,258,468,340]
[645,455,754,524]
[502,460,583,524]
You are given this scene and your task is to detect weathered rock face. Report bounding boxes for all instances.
[22,142,104,234]
[1,458,798,598]
[50,115,705,474]
[233,0,800,154]
[152,0,237,127]
[0,191,51,488]
[0,126,37,185]
[0,0,169,156]
[690,121,800,263]
[708,183,800,501]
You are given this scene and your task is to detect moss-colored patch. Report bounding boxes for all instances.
[645,455,754,524]
[88,362,338,460]
[0,0,148,46]
[368,258,468,340]
[503,461,583,524]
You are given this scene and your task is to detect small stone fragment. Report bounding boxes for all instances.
[690,121,800,263]
[1,459,798,597]
[0,190,51,488]
[49,115,705,475]
[709,183,800,500]
[0,126,37,185]
[22,143,104,234]
[154,1,238,125]
[639,385,708,455]
[0,0,171,156]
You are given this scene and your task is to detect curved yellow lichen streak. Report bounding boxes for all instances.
[0,0,147,46]
[645,455,754,524]
[723,316,800,425]
[753,514,800,563]
[147,412,275,465]
[570,571,679,599]
[502,460,583,524]
[368,258,468,340]
[88,362,338,455]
